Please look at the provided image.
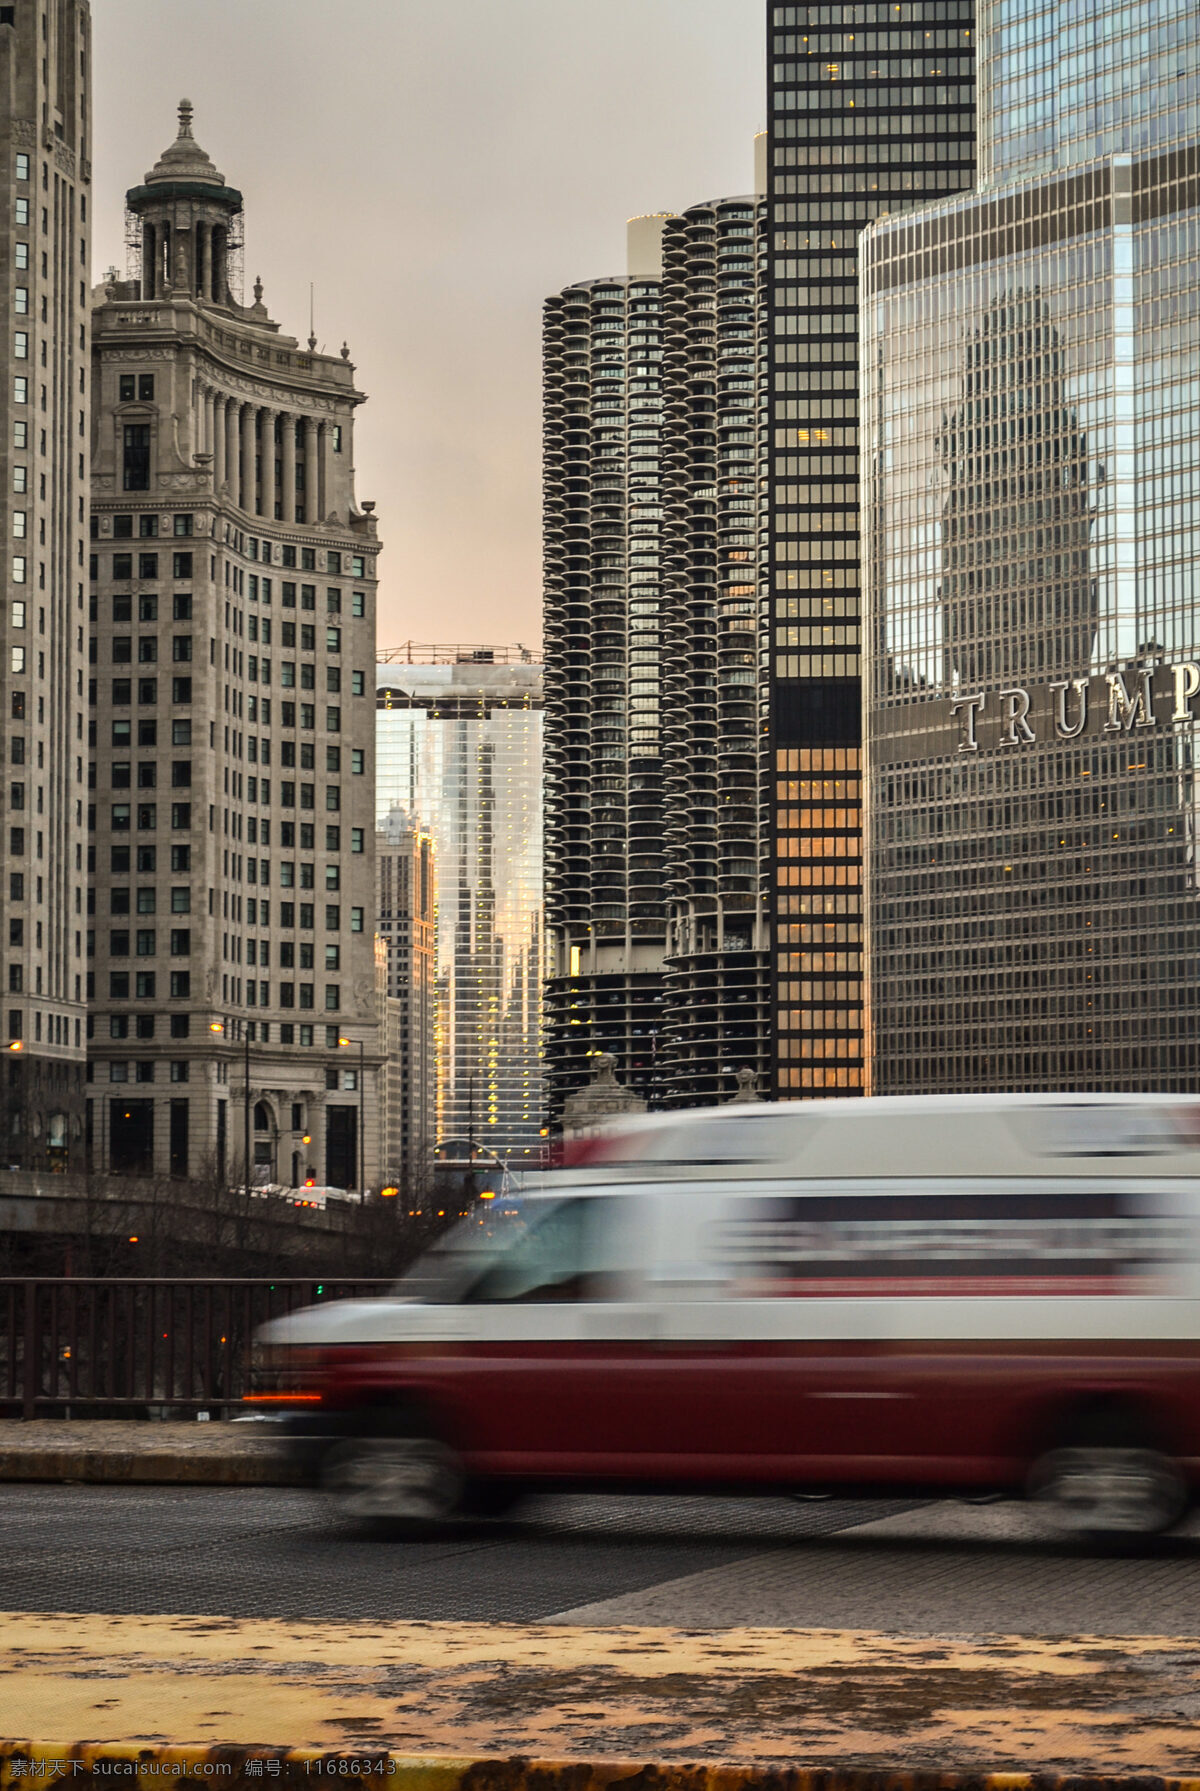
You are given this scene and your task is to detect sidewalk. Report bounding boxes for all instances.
[0,1419,300,1485]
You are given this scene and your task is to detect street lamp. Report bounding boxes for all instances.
[338,1035,365,1201]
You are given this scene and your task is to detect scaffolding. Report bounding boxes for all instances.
[377,643,538,666]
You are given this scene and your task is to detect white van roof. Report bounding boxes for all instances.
[559,1093,1200,1180]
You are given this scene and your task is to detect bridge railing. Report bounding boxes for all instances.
[0,1278,394,1419]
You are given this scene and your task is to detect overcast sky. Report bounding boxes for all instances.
[94,0,765,651]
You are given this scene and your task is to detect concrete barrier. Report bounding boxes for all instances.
[2,1746,1199,1791]
[0,1421,301,1486]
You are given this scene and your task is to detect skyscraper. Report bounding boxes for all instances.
[542,177,772,1125]
[0,2,91,1168]
[375,650,544,1163]
[376,806,435,1187]
[863,0,1200,1093]
[88,105,382,1191]
[766,2,976,1098]
[542,233,670,1126]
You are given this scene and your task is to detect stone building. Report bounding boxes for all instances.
[0,1,92,1169]
[87,103,381,1192]
[376,805,435,1188]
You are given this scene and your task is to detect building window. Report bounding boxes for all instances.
[135,972,156,999]
[173,594,192,619]
[170,1061,189,1083]
[138,553,158,580]
[169,971,190,998]
[172,636,192,662]
[170,929,190,956]
[351,672,365,696]
[350,907,363,933]
[139,515,158,538]
[170,1014,189,1038]
[324,985,340,1011]
[170,803,191,830]
[14,332,28,359]
[136,929,155,956]
[118,375,135,402]
[11,557,25,585]
[113,554,133,581]
[122,425,150,491]
[138,375,155,401]
[350,829,364,853]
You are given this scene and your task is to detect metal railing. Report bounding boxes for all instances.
[0,1279,393,1419]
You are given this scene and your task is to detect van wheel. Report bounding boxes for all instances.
[321,1434,465,1529]
[1029,1445,1186,1539]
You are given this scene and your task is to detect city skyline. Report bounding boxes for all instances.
[93,0,766,648]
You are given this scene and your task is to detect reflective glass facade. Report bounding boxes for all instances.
[767,0,977,1099]
[863,3,1200,1092]
[375,658,545,1160]
[981,0,1200,185]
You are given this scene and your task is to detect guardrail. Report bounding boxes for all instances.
[0,1278,393,1419]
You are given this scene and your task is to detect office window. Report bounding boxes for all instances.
[170,1061,189,1083]
[170,1014,189,1038]
[138,375,155,401]
[172,677,192,703]
[135,929,155,956]
[118,374,135,402]
[139,515,158,539]
[170,803,191,829]
[136,888,155,914]
[350,829,364,853]
[170,929,190,956]
[173,552,192,579]
[122,425,150,491]
[169,971,190,998]
[173,594,192,619]
[135,972,156,999]
[173,515,193,537]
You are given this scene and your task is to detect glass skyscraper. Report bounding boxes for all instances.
[766,1,976,1100]
[863,0,1200,1092]
[375,652,545,1161]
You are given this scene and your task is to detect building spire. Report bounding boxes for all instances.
[177,97,194,140]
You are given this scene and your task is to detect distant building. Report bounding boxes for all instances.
[87,105,382,1191]
[376,806,435,1187]
[0,0,92,1168]
[375,649,544,1164]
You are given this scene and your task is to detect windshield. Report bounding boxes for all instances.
[393,1194,633,1304]
[392,1199,556,1303]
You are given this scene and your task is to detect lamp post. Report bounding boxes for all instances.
[338,1035,365,1202]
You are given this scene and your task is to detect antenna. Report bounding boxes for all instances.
[308,283,317,353]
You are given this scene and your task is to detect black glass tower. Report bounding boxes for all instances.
[766,1,976,1098]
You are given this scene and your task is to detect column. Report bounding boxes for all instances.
[302,416,319,525]
[195,226,206,300]
[261,409,277,524]
[203,387,216,464]
[320,420,337,522]
[225,400,240,504]
[241,404,257,515]
[281,413,297,523]
[212,395,226,490]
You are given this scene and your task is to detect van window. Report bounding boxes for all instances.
[465,1198,622,1304]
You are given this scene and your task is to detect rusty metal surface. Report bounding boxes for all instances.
[5,1617,1200,1775]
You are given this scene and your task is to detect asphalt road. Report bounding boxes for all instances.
[6,1483,1200,1632]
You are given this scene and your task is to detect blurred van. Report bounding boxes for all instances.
[253,1092,1200,1538]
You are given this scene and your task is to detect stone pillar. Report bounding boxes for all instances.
[281,413,297,523]
[225,400,240,504]
[241,404,257,515]
[302,416,318,525]
[195,226,206,300]
[212,395,226,489]
[320,420,337,523]
[203,387,216,464]
[261,410,277,523]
